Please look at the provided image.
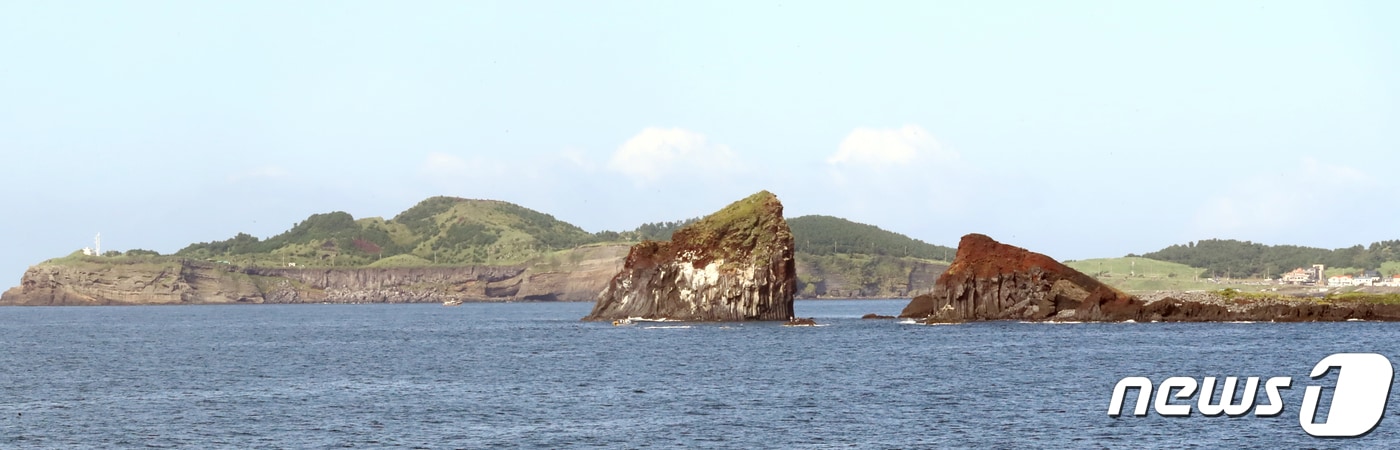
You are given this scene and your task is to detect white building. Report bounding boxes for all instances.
[1281,268,1311,284]
[1328,275,1355,287]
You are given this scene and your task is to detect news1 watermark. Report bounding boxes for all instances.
[1108,353,1394,437]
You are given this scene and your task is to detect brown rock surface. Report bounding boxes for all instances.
[899,233,1141,321]
[583,191,796,321]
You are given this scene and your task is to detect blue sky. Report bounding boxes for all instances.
[3,1,1398,282]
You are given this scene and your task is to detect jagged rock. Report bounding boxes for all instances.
[784,317,818,326]
[861,313,895,319]
[899,234,1141,322]
[583,191,796,322]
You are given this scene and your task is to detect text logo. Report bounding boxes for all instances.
[1107,353,1394,438]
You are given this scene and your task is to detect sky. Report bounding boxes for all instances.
[2,1,1398,283]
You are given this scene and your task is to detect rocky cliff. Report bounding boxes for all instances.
[0,259,264,306]
[899,234,1141,322]
[794,254,945,298]
[0,245,628,306]
[584,191,796,321]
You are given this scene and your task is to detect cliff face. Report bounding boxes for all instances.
[0,245,629,306]
[794,255,946,298]
[899,234,1141,321]
[0,260,264,306]
[584,191,797,321]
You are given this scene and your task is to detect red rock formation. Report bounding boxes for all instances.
[584,191,797,321]
[899,234,1141,321]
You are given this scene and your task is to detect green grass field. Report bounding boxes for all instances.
[1065,257,1260,292]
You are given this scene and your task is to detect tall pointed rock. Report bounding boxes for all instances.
[584,191,796,321]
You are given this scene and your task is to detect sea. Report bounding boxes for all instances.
[1,299,1398,449]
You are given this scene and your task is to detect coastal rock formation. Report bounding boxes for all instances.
[0,259,262,306]
[1136,294,1400,322]
[899,234,1141,322]
[584,191,796,322]
[784,317,818,326]
[0,245,629,306]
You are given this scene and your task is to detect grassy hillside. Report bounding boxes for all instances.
[796,253,946,298]
[169,197,963,271]
[177,197,599,266]
[61,196,956,298]
[1065,257,1257,292]
[788,215,955,261]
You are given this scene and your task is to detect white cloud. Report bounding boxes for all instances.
[815,125,972,220]
[607,128,741,184]
[827,125,957,166]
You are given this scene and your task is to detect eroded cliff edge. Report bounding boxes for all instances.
[583,191,797,321]
[0,245,628,306]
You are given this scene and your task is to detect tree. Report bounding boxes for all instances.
[1381,261,1400,277]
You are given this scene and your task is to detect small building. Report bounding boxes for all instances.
[1281,268,1312,284]
[1328,275,1355,287]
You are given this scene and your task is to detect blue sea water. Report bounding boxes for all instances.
[1,299,1398,448]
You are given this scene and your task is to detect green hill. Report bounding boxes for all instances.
[1141,239,1400,278]
[177,197,597,266]
[140,197,960,298]
[788,215,955,260]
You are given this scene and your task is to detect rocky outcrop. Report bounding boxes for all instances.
[0,259,263,306]
[896,233,1400,323]
[899,234,1141,322]
[584,191,797,322]
[784,317,817,326]
[0,245,629,306]
[1135,294,1400,322]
